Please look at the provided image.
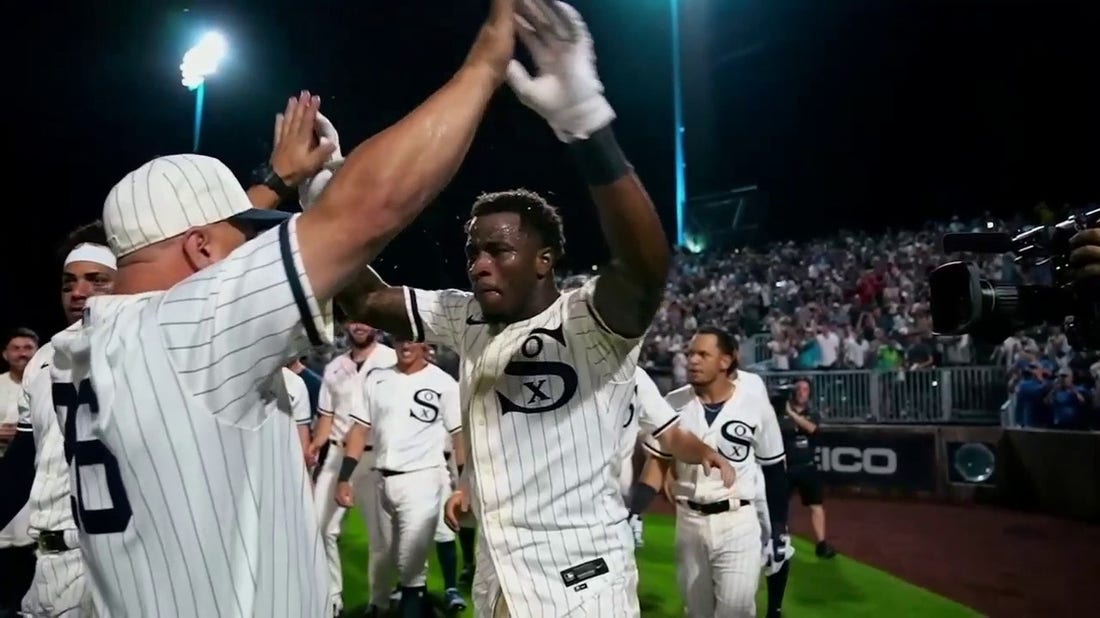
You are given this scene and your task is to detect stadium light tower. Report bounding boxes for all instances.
[670,0,686,247]
[180,31,228,153]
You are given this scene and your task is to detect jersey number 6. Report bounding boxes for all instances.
[54,379,133,535]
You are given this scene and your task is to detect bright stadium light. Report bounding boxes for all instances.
[180,31,228,90]
[180,31,228,153]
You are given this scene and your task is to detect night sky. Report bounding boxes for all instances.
[5,0,1097,343]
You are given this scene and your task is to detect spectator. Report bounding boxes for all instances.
[1045,368,1090,429]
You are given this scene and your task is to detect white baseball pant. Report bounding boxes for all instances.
[675,502,762,617]
[313,442,349,607]
[351,451,387,609]
[20,538,90,617]
[372,467,444,594]
[434,466,455,544]
[471,534,641,618]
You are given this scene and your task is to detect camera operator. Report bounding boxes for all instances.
[778,378,837,559]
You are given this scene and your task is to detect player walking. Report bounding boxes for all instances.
[336,338,465,617]
[0,224,115,618]
[344,3,673,613]
[307,321,396,614]
[46,2,518,614]
[639,327,789,617]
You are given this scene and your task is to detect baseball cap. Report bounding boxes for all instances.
[103,154,289,257]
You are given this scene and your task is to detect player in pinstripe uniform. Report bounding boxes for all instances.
[1,224,116,617]
[285,365,315,470]
[306,322,396,614]
[336,338,466,616]
[343,4,677,614]
[639,327,789,617]
[45,10,520,614]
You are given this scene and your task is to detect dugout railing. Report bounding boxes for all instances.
[645,366,1007,424]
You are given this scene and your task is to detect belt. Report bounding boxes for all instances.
[329,439,346,449]
[685,499,751,515]
[36,530,73,554]
[375,468,408,478]
[363,446,373,452]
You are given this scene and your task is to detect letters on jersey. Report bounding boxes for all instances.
[495,324,579,415]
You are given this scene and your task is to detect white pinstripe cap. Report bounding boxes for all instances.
[103,153,288,257]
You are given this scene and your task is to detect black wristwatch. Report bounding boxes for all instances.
[262,168,298,202]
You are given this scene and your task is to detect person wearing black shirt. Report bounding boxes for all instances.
[779,378,837,559]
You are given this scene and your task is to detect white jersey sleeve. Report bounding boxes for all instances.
[16,344,53,434]
[634,368,679,439]
[155,216,334,428]
[403,287,474,352]
[282,368,312,426]
[440,372,461,434]
[317,381,333,415]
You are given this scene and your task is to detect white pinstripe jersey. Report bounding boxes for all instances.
[620,366,680,460]
[404,277,640,615]
[49,216,333,618]
[352,363,460,473]
[16,339,79,537]
[646,370,785,504]
[318,345,396,444]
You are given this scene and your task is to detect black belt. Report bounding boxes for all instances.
[36,530,72,554]
[376,468,408,478]
[363,446,373,452]
[686,499,751,515]
[329,439,346,449]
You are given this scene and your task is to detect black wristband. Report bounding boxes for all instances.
[262,168,298,202]
[569,125,632,187]
[337,456,358,483]
[628,483,658,516]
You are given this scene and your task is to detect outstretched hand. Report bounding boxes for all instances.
[506,0,615,141]
[270,91,337,186]
[464,0,516,84]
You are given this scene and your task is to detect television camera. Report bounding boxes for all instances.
[929,208,1100,348]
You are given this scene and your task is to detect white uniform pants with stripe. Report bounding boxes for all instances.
[21,543,91,617]
[676,502,762,618]
[372,467,443,600]
[313,443,349,607]
[471,533,641,618]
[352,452,387,608]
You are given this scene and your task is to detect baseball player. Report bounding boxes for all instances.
[285,365,315,470]
[306,322,396,614]
[0,327,39,614]
[639,327,789,617]
[335,338,465,617]
[0,225,116,618]
[344,3,681,614]
[45,12,519,614]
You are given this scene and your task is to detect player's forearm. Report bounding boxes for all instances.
[297,426,311,453]
[305,66,498,287]
[579,128,670,337]
[637,456,666,492]
[451,432,467,471]
[761,462,790,532]
[660,427,713,465]
[336,267,416,339]
[246,185,282,210]
[310,415,334,447]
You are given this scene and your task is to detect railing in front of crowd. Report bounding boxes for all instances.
[643,366,1007,424]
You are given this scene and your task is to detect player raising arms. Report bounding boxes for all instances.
[46,2,517,616]
[342,2,670,614]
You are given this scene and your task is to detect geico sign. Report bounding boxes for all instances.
[816,446,898,475]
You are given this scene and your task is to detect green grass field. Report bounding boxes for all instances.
[338,510,977,617]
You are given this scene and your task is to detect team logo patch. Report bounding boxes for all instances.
[410,388,441,424]
[718,420,754,462]
[496,325,579,415]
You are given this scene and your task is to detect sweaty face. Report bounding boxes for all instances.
[394,340,429,366]
[62,262,116,324]
[3,336,37,372]
[686,333,732,386]
[346,322,376,347]
[465,212,545,322]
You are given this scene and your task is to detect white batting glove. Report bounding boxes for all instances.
[763,533,795,576]
[506,0,616,143]
[298,112,346,210]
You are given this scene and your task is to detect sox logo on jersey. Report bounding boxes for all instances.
[405,277,642,617]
